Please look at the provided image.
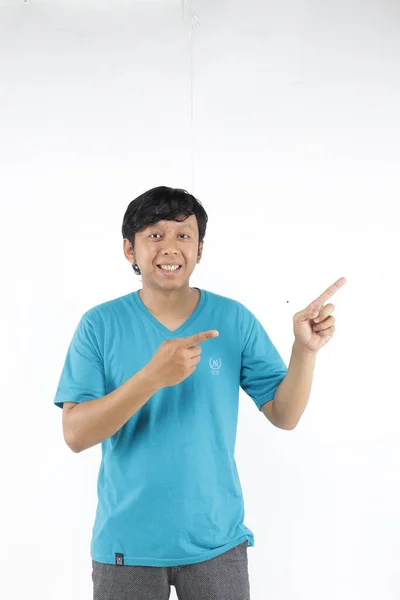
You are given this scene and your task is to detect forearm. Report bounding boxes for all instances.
[273,341,317,429]
[65,365,162,453]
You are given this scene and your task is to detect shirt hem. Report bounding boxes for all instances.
[91,535,254,567]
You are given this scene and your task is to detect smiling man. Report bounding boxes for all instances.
[127,210,203,333]
[54,185,290,600]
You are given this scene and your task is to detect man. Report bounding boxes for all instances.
[54,186,345,599]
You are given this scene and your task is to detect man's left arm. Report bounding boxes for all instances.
[262,341,316,430]
[262,276,347,430]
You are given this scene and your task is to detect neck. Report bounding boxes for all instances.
[139,285,197,316]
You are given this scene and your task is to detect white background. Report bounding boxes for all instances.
[1,1,399,598]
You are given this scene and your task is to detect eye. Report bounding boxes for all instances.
[149,233,189,239]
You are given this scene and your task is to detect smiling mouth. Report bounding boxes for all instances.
[156,265,182,272]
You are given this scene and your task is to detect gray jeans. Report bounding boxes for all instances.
[92,541,250,600]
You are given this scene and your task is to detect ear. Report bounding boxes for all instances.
[123,239,136,264]
[130,243,137,265]
[197,241,204,263]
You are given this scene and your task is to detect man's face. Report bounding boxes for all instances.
[124,214,203,290]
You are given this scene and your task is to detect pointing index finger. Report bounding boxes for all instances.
[314,277,347,305]
[184,330,219,348]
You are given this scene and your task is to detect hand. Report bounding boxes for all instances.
[293,277,347,354]
[147,329,219,388]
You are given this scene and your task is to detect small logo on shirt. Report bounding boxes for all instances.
[115,553,124,566]
[209,357,222,375]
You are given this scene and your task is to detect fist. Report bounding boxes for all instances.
[147,330,219,388]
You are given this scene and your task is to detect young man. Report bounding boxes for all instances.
[54,186,289,600]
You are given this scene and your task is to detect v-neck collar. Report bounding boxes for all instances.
[131,287,206,338]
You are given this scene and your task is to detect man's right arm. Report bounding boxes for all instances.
[62,365,163,453]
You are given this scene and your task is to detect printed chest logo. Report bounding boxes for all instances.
[209,356,222,375]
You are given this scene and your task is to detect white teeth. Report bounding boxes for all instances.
[159,265,180,271]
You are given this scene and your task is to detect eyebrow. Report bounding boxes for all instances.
[177,222,194,230]
[149,221,194,230]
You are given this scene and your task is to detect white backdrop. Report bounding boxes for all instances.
[1,1,399,599]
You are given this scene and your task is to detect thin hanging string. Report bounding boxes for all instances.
[182,0,200,194]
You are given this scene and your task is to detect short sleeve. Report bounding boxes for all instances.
[53,312,106,409]
[240,310,288,411]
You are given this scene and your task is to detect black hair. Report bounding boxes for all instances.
[121,186,208,275]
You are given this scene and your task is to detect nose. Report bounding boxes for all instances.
[160,241,181,256]
[160,250,181,261]
[157,231,183,260]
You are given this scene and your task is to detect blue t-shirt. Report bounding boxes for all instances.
[54,288,288,566]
